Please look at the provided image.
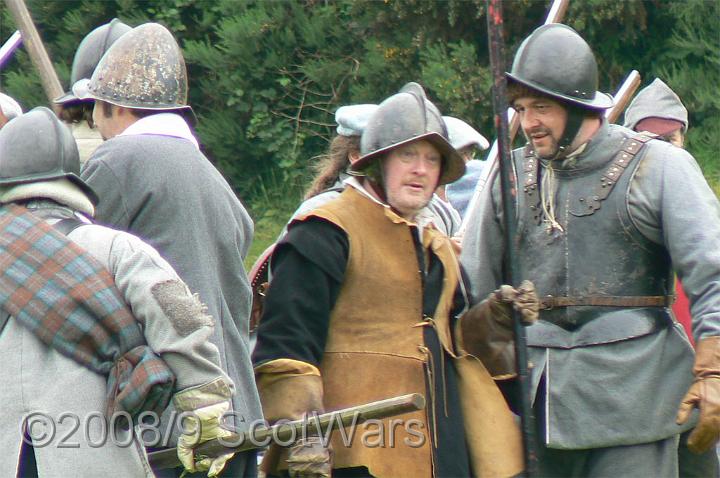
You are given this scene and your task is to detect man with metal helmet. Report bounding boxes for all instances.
[54,18,132,164]
[0,107,237,477]
[625,77,719,478]
[253,83,530,478]
[460,23,720,476]
[78,22,263,477]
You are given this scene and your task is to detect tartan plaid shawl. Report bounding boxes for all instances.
[0,204,175,419]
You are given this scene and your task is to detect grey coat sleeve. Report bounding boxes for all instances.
[72,224,233,393]
[628,142,720,340]
[459,166,505,305]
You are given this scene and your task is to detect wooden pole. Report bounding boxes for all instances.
[4,0,63,113]
[458,0,569,239]
[148,393,426,470]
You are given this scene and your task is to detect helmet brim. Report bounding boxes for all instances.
[352,132,466,186]
[506,72,614,110]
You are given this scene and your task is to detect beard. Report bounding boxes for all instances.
[525,126,560,159]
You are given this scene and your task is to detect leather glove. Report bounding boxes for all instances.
[174,379,235,477]
[676,336,720,454]
[456,280,538,377]
[286,435,332,478]
[488,280,540,326]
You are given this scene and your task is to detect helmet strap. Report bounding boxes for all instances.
[556,105,585,158]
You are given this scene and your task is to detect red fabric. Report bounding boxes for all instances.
[673,280,694,345]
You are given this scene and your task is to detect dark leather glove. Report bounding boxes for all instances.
[456,280,538,377]
[287,435,333,478]
[677,336,720,453]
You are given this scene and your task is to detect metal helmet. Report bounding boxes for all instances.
[507,24,613,110]
[82,23,191,113]
[623,78,688,133]
[354,82,465,185]
[54,19,132,105]
[0,107,98,204]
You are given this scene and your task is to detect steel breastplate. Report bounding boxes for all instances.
[515,131,673,348]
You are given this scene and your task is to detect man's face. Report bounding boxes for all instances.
[513,96,568,159]
[92,101,127,140]
[382,139,442,220]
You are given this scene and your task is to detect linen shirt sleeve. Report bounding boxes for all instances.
[628,142,720,340]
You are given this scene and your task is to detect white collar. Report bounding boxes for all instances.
[119,113,199,150]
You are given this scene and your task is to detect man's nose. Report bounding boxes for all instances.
[412,157,431,175]
[520,110,540,130]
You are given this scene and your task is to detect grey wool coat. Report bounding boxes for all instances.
[81,132,264,443]
[460,120,720,449]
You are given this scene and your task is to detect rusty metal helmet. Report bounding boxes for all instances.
[0,107,98,204]
[54,19,132,105]
[507,24,613,111]
[354,82,465,186]
[82,23,191,114]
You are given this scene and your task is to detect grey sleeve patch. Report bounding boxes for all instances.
[151,280,215,336]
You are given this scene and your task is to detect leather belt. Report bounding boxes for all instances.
[539,295,675,310]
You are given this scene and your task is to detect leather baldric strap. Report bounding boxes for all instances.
[540,294,675,310]
[522,145,542,225]
[571,132,657,217]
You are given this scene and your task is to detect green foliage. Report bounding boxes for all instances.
[1,0,718,260]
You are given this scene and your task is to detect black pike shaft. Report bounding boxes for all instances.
[485,0,538,475]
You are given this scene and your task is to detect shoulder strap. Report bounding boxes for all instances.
[522,145,543,225]
[571,132,657,217]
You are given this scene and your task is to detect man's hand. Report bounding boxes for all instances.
[456,280,538,377]
[174,379,235,477]
[487,280,540,326]
[286,435,332,478]
[177,400,235,477]
[676,337,720,454]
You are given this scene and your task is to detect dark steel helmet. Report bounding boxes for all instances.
[83,23,191,113]
[54,19,132,105]
[0,107,98,204]
[507,24,613,110]
[354,82,465,185]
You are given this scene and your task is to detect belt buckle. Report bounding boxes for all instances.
[542,295,554,311]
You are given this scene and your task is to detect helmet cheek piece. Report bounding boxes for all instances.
[557,104,586,156]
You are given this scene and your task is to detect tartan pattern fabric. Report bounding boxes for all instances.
[0,204,174,418]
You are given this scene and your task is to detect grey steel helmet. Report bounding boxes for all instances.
[82,23,191,114]
[507,24,613,111]
[354,82,465,185]
[623,78,688,132]
[0,107,98,205]
[54,19,132,105]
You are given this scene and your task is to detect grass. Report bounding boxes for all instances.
[244,172,307,270]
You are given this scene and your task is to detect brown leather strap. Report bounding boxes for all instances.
[572,132,657,217]
[539,294,675,310]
